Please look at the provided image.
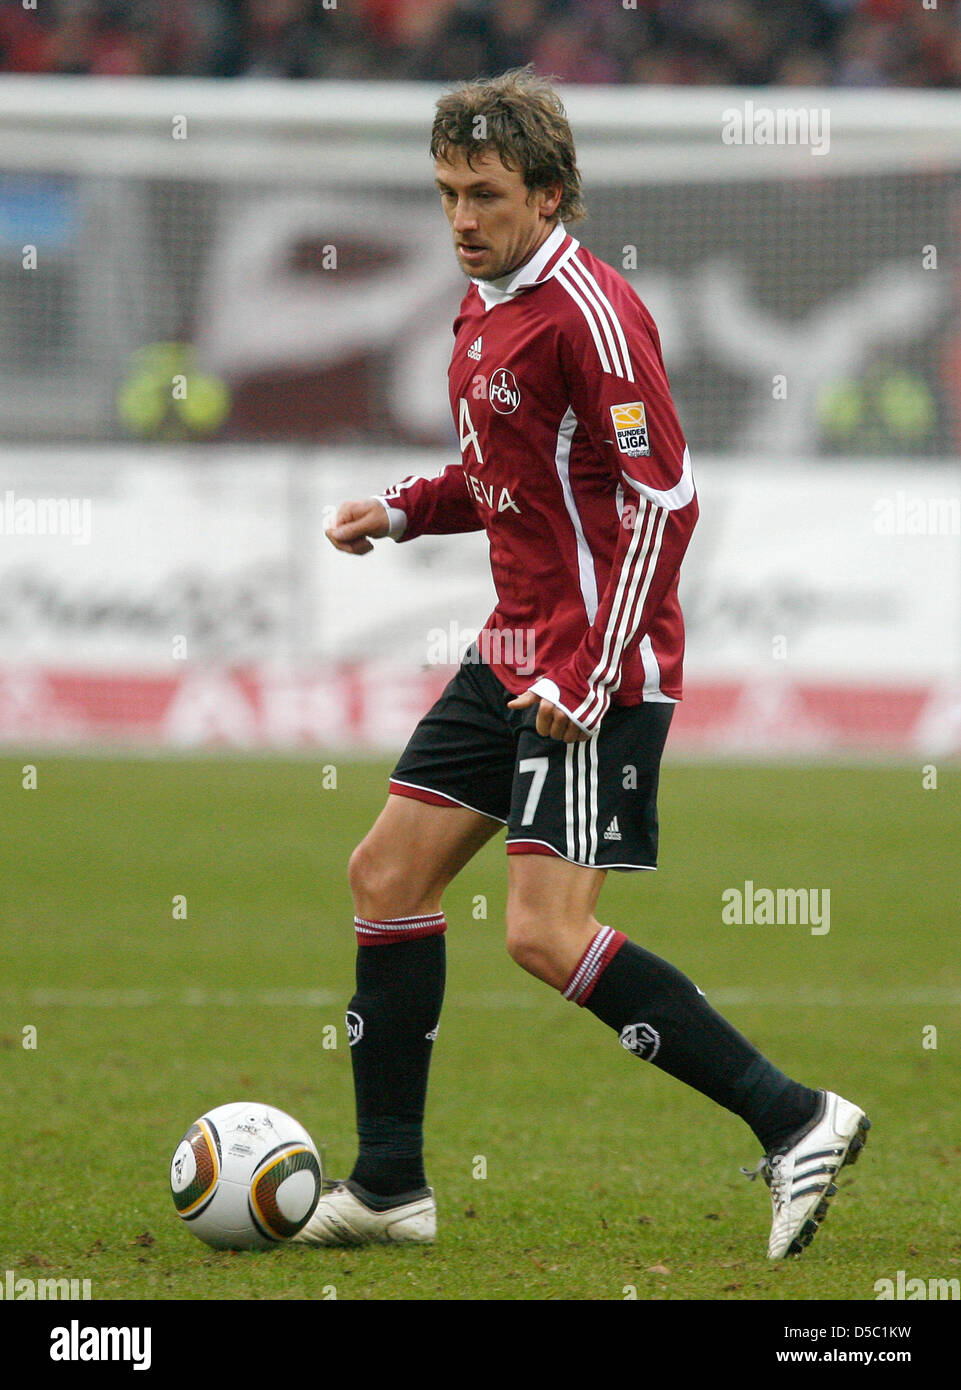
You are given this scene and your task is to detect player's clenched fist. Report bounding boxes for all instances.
[326,499,390,555]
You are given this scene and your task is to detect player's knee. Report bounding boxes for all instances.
[347,838,434,920]
[505,910,557,981]
[348,839,397,916]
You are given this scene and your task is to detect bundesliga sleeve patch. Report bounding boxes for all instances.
[610,401,651,457]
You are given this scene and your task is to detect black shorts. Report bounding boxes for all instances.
[389,648,674,871]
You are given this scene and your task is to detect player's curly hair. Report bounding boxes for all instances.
[430,66,586,225]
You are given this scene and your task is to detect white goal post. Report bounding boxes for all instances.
[2,76,961,177]
[1,74,961,172]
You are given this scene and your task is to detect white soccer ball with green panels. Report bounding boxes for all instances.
[170,1102,321,1250]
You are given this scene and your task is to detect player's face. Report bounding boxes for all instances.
[434,149,562,282]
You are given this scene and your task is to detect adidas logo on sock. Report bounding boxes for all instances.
[467,336,483,361]
[604,816,622,841]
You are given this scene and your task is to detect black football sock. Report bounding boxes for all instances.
[566,928,819,1153]
[345,917,446,1200]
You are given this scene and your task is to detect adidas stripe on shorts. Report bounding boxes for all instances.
[388,646,674,871]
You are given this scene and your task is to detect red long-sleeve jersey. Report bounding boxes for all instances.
[378,222,697,735]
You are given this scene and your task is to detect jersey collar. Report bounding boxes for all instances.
[473,222,577,310]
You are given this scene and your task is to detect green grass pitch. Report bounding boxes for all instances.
[1,753,958,1303]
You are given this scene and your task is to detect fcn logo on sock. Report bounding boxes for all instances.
[619,1023,660,1061]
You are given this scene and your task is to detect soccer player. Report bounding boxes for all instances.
[295,68,869,1259]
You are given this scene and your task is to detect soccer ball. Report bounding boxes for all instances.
[170,1102,322,1250]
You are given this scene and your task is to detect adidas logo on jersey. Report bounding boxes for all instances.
[467,336,483,361]
[604,817,622,842]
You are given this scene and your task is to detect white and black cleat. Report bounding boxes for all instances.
[742,1090,870,1259]
[292,1178,436,1247]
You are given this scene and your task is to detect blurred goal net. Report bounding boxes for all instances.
[1,78,959,460]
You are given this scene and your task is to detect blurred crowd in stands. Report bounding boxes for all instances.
[2,0,960,87]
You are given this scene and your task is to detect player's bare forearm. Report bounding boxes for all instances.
[326,498,391,555]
